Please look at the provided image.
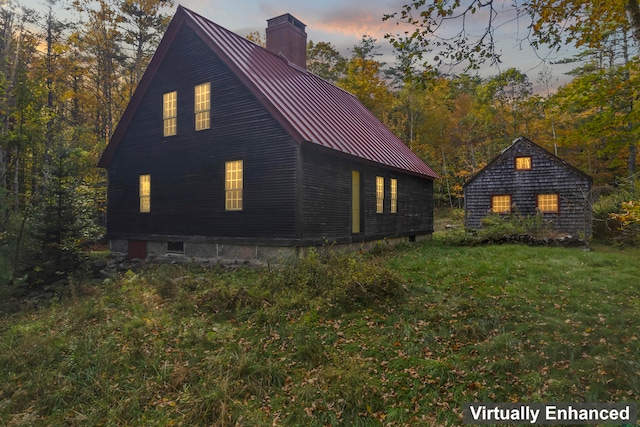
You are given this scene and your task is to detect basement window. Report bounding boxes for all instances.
[194,83,210,131]
[139,174,151,213]
[491,195,511,214]
[376,176,384,213]
[225,160,243,210]
[515,156,532,170]
[167,241,184,253]
[163,91,177,136]
[390,178,398,213]
[537,194,559,213]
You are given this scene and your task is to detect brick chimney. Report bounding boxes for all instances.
[266,14,307,69]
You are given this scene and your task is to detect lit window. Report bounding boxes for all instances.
[195,83,210,131]
[515,156,532,170]
[537,194,559,213]
[163,91,177,136]
[491,195,511,214]
[376,176,384,213]
[225,160,243,211]
[390,178,398,213]
[139,174,150,213]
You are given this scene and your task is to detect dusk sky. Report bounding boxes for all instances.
[22,0,578,89]
[177,0,578,89]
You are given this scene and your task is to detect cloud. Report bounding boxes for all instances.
[310,3,414,40]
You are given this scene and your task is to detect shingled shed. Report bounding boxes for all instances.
[97,7,438,263]
[464,137,592,238]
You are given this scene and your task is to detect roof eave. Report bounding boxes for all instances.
[97,6,188,168]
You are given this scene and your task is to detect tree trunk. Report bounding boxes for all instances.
[625,0,640,46]
[623,2,639,188]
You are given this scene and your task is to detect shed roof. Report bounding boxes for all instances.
[98,6,438,179]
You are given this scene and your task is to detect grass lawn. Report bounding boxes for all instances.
[0,240,639,426]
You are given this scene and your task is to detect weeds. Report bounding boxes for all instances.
[1,242,639,426]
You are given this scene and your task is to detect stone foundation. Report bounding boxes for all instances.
[109,235,429,266]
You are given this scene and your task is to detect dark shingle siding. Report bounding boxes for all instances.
[464,138,592,236]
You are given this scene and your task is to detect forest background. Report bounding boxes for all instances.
[0,0,639,286]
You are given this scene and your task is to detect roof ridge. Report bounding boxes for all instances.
[100,5,438,179]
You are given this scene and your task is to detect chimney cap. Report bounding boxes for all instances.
[267,13,306,32]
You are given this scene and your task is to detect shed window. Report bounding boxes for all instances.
[537,194,559,213]
[139,174,150,213]
[515,156,532,170]
[376,176,384,213]
[163,91,177,136]
[225,160,243,211]
[195,83,210,131]
[390,178,398,213]
[491,195,511,214]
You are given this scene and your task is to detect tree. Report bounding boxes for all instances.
[306,40,345,82]
[0,1,40,223]
[383,1,638,70]
[120,0,173,95]
[338,36,392,120]
[480,68,533,137]
[245,31,264,46]
[70,0,127,143]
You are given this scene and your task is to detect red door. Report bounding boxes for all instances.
[128,240,147,260]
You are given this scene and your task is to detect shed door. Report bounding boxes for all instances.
[352,171,361,233]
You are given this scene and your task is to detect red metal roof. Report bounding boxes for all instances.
[99,6,438,179]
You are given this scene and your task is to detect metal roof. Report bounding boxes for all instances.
[99,6,438,179]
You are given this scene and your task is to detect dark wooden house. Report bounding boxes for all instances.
[464,137,592,238]
[97,6,438,262]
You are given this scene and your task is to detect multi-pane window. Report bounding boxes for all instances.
[139,174,151,213]
[515,156,532,170]
[537,194,559,213]
[491,195,511,214]
[194,83,210,131]
[163,91,177,136]
[376,176,384,213]
[390,178,398,213]
[225,160,243,210]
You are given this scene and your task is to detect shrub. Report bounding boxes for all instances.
[271,249,406,309]
[593,185,640,246]
[607,200,640,246]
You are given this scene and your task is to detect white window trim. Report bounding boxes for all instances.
[225,160,243,211]
[390,178,398,214]
[376,176,384,214]
[195,83,210,131]
[163,91,177,137]
[139,174,151,213]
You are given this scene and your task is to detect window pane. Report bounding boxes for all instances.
[390,178,397,213]
[491,195,511,213]
[195,83,210,131]
[163,91,177,136]
[515,156,531,170]
[225,160,243,210]
[537,194,559,213]
[376,176,384,213]
[140,174,150,213]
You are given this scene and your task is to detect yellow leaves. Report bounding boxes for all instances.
[609,200,640,226]
[151,396,178,408]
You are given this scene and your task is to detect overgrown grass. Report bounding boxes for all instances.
[1,243,639,426]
